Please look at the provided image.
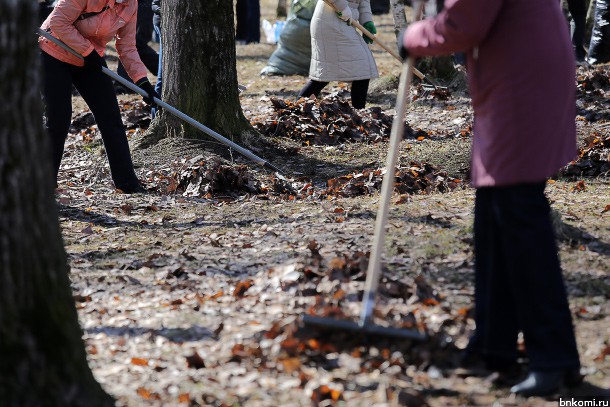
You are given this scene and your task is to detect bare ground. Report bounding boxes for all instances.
[58,2,610,406]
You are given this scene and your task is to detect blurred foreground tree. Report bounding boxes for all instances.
[0,0,113,405]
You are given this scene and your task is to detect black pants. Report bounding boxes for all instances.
[235,0,261,44]
[589,0,610,64]
[38,1,54,25]
[469,182,580,370]
[298,79,370,109]
[117,0,158,79]
[566,0,588,61]
[41,51,139,189]
[370,0,390,15]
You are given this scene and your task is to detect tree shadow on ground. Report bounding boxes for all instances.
[57,202,462,232]
[85,325,216,342]
[235,53,278,62]
[554,218,610,258]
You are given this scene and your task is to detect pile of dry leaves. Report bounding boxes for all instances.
[562,132,610,177]
[252,96,430,145]
[577,67,610,96]
[143,158,463,201]
[322,163,463,198]
[151,160,260,198]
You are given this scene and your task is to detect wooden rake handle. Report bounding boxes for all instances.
[358,0,425,330]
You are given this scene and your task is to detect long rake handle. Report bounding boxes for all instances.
[37,29,282,174]
[321,0,430,84]
[359,1,424,328]
[360,60,413,326]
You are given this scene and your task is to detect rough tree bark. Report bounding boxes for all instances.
[389,0,408,43]
[0,1,113,406]
[145,0,258,155]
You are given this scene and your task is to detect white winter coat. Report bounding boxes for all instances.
[309,0,379,82]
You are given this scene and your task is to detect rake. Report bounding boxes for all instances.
[303,2,428,341]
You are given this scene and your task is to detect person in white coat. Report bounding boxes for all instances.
[297,0,378,109]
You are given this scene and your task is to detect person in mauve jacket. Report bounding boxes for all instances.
[298,0,378,109]
[401,0,582,398]
[39,0,159,193]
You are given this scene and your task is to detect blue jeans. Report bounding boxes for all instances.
[469,182,580,370]
[152,23,162,118]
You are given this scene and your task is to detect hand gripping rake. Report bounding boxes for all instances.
[303,3,427,341]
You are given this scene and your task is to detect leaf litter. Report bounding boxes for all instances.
[58,59,610,406]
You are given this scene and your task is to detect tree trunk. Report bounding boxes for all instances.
[0,1,113,406]
[145,0,258,155]
[277,0,288,17]
[389,0,408,43]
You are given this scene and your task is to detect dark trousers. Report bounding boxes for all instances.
[470,182,580,370]
[235,0,261,44]
[589,0,610,64]
[370,0,390,15]
[38,0,54,25]
[117,0,158,79]
[298,79,370,109]
[41,51,139,189]
[567,0,588,61]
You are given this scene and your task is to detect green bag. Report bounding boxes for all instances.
[260,0,317,76]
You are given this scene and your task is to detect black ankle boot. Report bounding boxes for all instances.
[510,368,582,397]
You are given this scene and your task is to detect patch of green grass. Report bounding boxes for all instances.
[388,224,470,262]
[402,138,471,179]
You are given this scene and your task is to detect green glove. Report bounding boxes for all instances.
[362,21,376,44]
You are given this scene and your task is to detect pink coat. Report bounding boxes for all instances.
[403,0,577,187]
[39,0,147,84]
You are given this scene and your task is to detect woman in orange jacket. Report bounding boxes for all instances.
[39,0,159,193]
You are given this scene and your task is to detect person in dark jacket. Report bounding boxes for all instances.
[401,0,582,398]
